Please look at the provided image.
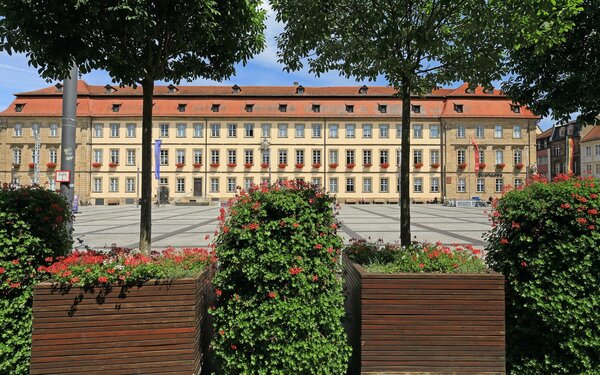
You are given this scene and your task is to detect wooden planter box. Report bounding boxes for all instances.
[30,267,215,375]
[344,257,505,375]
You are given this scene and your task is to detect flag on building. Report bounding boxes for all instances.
[472,137,480,174]
[154,140,162,180]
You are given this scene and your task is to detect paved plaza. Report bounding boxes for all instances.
[72,203,491,250]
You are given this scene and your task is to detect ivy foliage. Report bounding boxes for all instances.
[210,181,351,374]
[0,186,72,374]
[485,175,600,374]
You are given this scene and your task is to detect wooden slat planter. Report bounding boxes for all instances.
[30,266,214,375]
[344,257,505,375]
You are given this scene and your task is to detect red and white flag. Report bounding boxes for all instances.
[472,137,480,174]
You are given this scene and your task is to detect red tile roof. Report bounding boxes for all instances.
[580,125,600,143]
[537,128,553,139]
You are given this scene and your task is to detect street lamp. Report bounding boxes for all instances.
[260,137,271,184]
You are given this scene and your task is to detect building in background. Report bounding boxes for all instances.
[579,123,600,178]
[0,82,537,204]
[548,121,582,178]
[536,127,553,179]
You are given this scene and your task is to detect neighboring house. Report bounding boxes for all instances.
[549,121,582,177]
[536,127,553,179]
[579,123,600,178]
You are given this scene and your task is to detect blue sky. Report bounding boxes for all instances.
[0,4,553,130]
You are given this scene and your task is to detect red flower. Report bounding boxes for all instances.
[520,261,527,268]
[279,220,286,227]
[230,344,237,350]
[418,263,425,269]
[9,282,21,289]
[70,277,80,283]
[98,276,108,283]
[0,267,5,274]
[511,221,520,229]
[293,222,299,228]
[289,267,302,275]
[216,289,222,297]
[312,275,318,282]
[106,268,115,274]
[500,238,509,244]
[267,291,277,299]
[577,218,588,225]
[223,226,230,233]
[560,203,571,209]
[314,244,323,250]
[330,223,337,229]
[587,209,598,215]
[219,330,225,335]
[204,235,210,240]
[588,225,596,230]
[11,259,19,265]
[591,193,598,199]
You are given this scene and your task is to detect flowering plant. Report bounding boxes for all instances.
[363,163,372,167]
[91,162,102,168]
[478,162,486,169]
[294,163,304,169]
[260,163,269,168]
[329,163,338,168]
[485,175,600,374]
[277,163,287,168]
[211,181,350,373]
[413,162,423,168]
[226,163,237,168]
[345,239,487,273]
[431,162,440,168]
[458,163,467,169]
[346,163,356,168]
[514,163,524,169]
[175,162,185,168]
[46,162,56,169]
[28,162,35,169]
[380,162,390,168]
[311,163,321,168]
[495,163,506,169]
[243,162,252,168]
[210,163,220,168]
[193,162,202,168]
[108,162,118,168]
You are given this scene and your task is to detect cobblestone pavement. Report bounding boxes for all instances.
[72,203,491,250]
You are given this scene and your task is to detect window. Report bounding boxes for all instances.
[210,123,220,137]
[14,123,23,137]
[312,150,321,165]
[380,150,389,164]
[378,104,387,113]
[513,149,522,165]
[48,149,58,164]
[346,177,355,193]
[227,178,236,193]
[176,123,186,138]
[514,178,523,188]
[93,178,102,192]
[176,149,185,164]
[210,178,219,193]
[109,178,118,192]
[227,150,237,165]
[50,124,58,137]
[329,124,339,138]
[412,149,422,165]
[379,124,389,138]
[346,105,354,113]
[456,125,465,138]
[261,123,271,137]
[194,123,204,138]
[495,178,504,192]
[312,123,322,138]
[585,146,592,157]
[295,123,305,138]
[346,124,356,138]
[177,104,186,112]
[48,177,56,190]
[110,123,120,137]
[227,123,237,137]
[454,104,463,113]
[430,150,439,164]
[112,104,121,112]
[346,150,355,165]
[513,125,522,139]
[126,178,135,193]
[93,149,102,164]
[511,104,520,113]
[160,149,168,165]
[160,123,169,137]
[278,104,287,112]
[475,125,484,138]
[278,123,288,138]
[411,105,421,113]
[242,150,252,165]
[329,149,338,164]
[430,124,440,138]
[110,149,119,164]
[211,104,220,112]
[414,177,423,193]
[329,178,338,193]
[211,150,219,164]
[494,125,503,138]
[194,149,203,164]
[160,177,168,185]
[413,124,422,138]
[278,150,288,165]
[312,104,320,113]
[244,178,253,191]
[396,124,402,138]
[311,177,321,187]
[296,150,304,164]
[12,176,20,187]
[363,178,372,193]
[244,123,254,138]
[495,149,504,164]
[261,149,270,164]
[245,104,254,113]
[396,149,401,166]
[478,149,485,163]
[93,123,103,137]
[380,178,389,193]
[12,148,22,164]
[176,178,185,193]
[457,149,465,164]
[32,124,40,136]
[431,177,439,193]
[457,178,466,192]
[126,123,136,138]
[15,103,24,112]
[363,124,372,138]
[476,178,485,193]
[363,150,372,165]
[596,164,600,175]
[127,149,136,165]
[596,145,600,155]
[32,148,39,164]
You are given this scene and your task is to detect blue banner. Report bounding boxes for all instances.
[154,139,161,180]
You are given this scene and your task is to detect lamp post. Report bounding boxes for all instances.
[260,137,271,184]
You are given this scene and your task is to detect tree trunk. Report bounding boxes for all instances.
[400,82,411,246]
[139,77,154,254]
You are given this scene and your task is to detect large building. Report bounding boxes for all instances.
[580,124,600,178]
[0,81,538,204]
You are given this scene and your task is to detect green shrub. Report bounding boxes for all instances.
[210,181,351,374]
[485,175,600,374]
[0,186,72,374]
[345,239,488,273]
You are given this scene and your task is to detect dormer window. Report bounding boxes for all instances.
[465,87,475,94]
[112,104,121,112]
[15,104,25,112]
[454,104,464,113]
[178,104,187,112]
[104,84,116,94]
[411,105,421,113]
[484,87,495,94]
[245,104,254,112]
[312,104,321,113]
[296,85,305,95]
[359,85,368,95]
[510,104,520,113]
[232,84,241,94]
[279,104,287,112]
[168,84,178,94]
[346,105,354,113]
[211,104,220,112]
[378,104,387,113]
[55,83,63,93]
